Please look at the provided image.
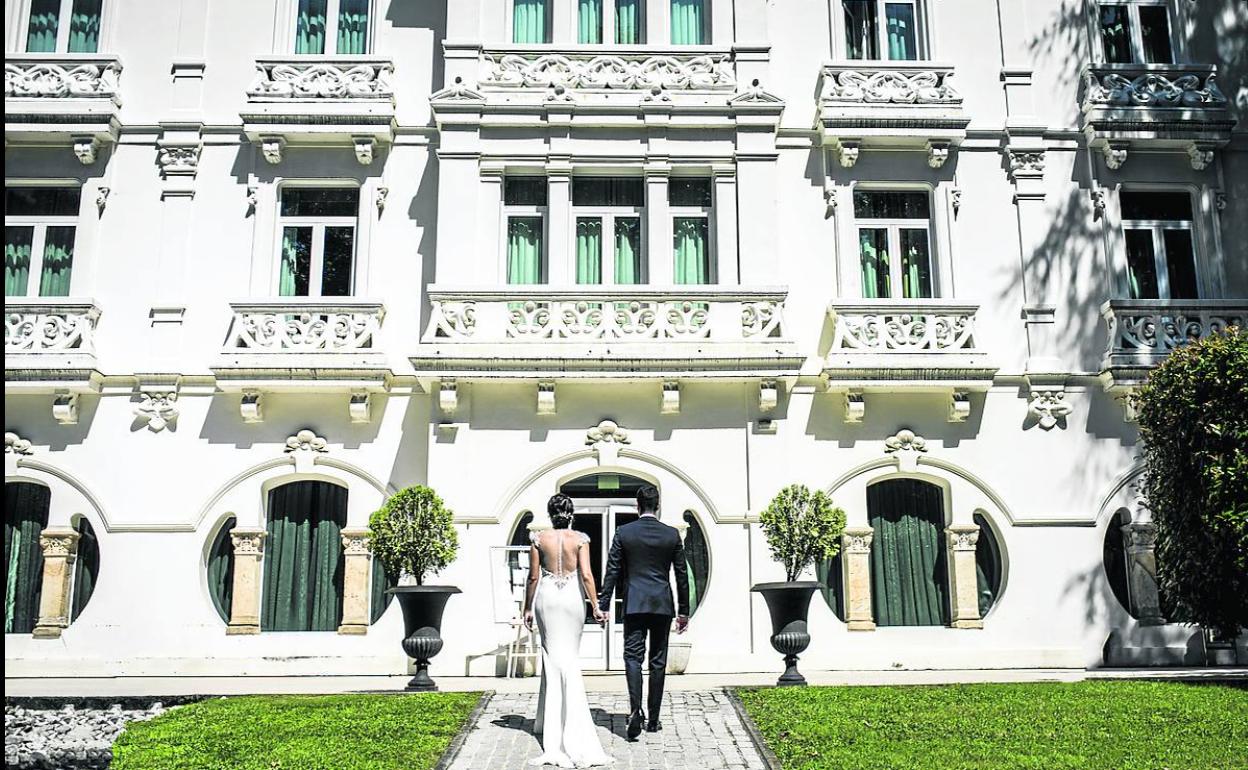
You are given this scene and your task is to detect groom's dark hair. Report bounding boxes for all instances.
[636,484,660,515]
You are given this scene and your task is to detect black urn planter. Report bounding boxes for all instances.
[751,581,821,687]
[389,585,461,692]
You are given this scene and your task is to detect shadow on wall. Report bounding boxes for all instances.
[385,0,447,96]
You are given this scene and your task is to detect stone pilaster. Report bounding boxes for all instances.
[32,529,80,639]
[1122,522,1164,626]
[339,528,373,635]
[947,525,984,629]
[226,527,265,635]
[842,528,876,631]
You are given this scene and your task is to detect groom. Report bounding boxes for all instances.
[598,484,689,740]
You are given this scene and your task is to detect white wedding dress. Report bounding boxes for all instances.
[529,530,615,768]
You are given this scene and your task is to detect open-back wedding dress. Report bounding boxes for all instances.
[529,529,615,768]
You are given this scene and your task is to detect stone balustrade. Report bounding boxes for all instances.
[246,56,394,100]
[4,299,100,354]
[223,300,385,352]
[478,48,737,92]
[4,54,122,101]
[1081,63,1226,111]
[1101,299,1245,376]
[817,62,961,105]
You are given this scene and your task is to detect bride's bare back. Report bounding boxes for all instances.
[523,528,602,624]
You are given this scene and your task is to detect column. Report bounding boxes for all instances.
[339,529,373,635]
[32,529,80,639]
[1122,522,1164,626]
[478,164,505,284]
[947,525,984,629]
[645,165,671,284]
[226,527,266,635]
[841,528,876,631]
[712,164,739,284]
[547,165,573,284]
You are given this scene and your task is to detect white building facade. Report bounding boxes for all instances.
[5,0,1247,678]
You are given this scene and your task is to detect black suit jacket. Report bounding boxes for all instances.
[598,516,690,618]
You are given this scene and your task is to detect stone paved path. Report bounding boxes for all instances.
[448,690,769,770]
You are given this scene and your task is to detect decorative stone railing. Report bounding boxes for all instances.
[828,301,979,353]
[1102,299,1245,373]
[247,56,395,100]
[818,62,960,105]
[4,299,100,354]
[4,54,122,100]
[478,48,736,91]
[1082,63,1226,111]
[424,286,785,342]
[223,300,385,352]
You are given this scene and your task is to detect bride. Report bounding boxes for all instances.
[522,494,615,768]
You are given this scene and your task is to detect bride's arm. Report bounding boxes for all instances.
[522,543,540,628]
[578,541,604,623]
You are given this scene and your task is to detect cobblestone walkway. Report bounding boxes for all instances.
[447,690,769,770]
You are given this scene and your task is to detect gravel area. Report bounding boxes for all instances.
[5,700,173,769]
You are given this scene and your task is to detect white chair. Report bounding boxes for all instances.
[505,598,541,677]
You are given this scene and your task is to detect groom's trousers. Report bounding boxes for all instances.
[622,613,671,718]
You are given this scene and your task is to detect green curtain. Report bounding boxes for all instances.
[682,513,709,615]
[885,3,916,61]
[868,480,949,627]
[5,228,33,297]
[671,0,705,44]
[70,517,98,622]
[370,558,396,624]
[815,553,846,622]
[576,219,602,284]
[673,218,709,284]
[38,226,75,297]
[26,0,59,52]
[295,0,328,54]
[614,218,642,284]
[973,513,1001,618]
[207,517,236,624]
[1099,6,1132,64]
[6,483,50,635]
[859,229,889,299]
[513,0,548,43]
[262,482,346,632]
[507,217,544,284]
[579,0,602,43]
[67,0,102,53]
[337,0,368,54]
[616,0,642,43]
[280,227,309,297]
[900,229,930,300]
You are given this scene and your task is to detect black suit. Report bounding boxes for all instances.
[598,516,689,721]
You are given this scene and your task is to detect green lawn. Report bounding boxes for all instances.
[736,680,1248,770]
[111,692,482,770]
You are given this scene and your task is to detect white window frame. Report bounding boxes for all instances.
[3,183,80,297]
[1119,191,1197,300]
[669,176,715,284]
[579,0,646,45]
[666,0,712,46]
[507,0,553,45]
[282,0,375,55]
[851,188,936,299]
[16,0,107,54]
[572,194,646,286]
[1093,0,1176,64]
[502,177,549,284]
[838,0,928,61]
[274,185,360,297]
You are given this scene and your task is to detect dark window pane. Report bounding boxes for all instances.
[885,3,917,61]
[26,0,59,52]
[5,187,82,217]
[1139,6,1173,64]
[573,177,644,207]
[38,226,76,297]
[5,226,34,297]
[853,190,930,219]
[900,228,932,299]
[280,227,313,296]
[668,178,712,207]
[1163,230,1197,299]
[504,177,548,206]
[280,188,359,217]
[1120,191,1192,221]
[321,227,355,296]
[859,228,891,299]
[843,0,879,60]
[67,0,102,54]
[1099,5,1133,63]
[1124,229,1158,300]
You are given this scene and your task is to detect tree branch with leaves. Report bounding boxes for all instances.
[368,486,459,586]
[759,484,847,582]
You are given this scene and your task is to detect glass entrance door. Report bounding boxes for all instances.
[571,501,638,671]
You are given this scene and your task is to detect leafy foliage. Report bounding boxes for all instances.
[111,692,482,770]
[758,484,846,582]
[737,681,1248,770]
[368,486,459,586]
[1134,328,1248,639]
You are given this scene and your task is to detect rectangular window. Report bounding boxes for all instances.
[573,177,645,284]
[26,0,102,53]
[844,0,921,60]
[1097,2,1173,64]
[4,186,80,298]
[514,0,551,43]
[277,187,359,297]
[505,177,548,284]
[671,0,707,45]
[295,0,369,54]
[579,0,602,43]
[616,0,645,43]
[853,190,934,299]
[669,178,713,284]
[1120,191,1197,299]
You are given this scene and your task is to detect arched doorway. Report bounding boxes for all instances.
[868,478,950,627]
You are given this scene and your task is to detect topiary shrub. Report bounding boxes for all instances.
[368,486,459,586]
[1134,327,1248,640]
[759,484,847,582]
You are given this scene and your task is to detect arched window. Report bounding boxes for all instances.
[816,553,846,622]
[70,516,100,622]
[682,511,710,616]
[1103,508,1132,614]
[369,557,395,624]
[262,481,347,632]
[5,482,50,634]
[974,512,1002,617]
[868,478,949,626]
[207,516,236,624]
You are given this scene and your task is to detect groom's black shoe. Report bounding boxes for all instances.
[645,719,662,733]
[627,709,645,741]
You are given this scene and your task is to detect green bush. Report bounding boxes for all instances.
[368,486,458,585]
[758,484,846,582]
[1134,327,1248,639]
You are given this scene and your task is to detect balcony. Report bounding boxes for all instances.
[1080,63,1234,170]
[412,285,802,379]
[4,298,102,394]
[1100,300,1246,395]
[816,62,968,168]
[241,56,395,165]
[4,54,122,163]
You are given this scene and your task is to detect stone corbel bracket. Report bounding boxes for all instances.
[349,391,372,424]
[536,381,556,416]
[52,393,80,425]
[240,390,264,423]
[661,381,681,415]
[261,135,286,165]
[843,390,865,423]
[439,380,459,415]
[133,376,181,433]
[948,390,971,423]
[758,380,779,414]
[1027,385,1073,430]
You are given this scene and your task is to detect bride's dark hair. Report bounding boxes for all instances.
[547,494,575,529]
